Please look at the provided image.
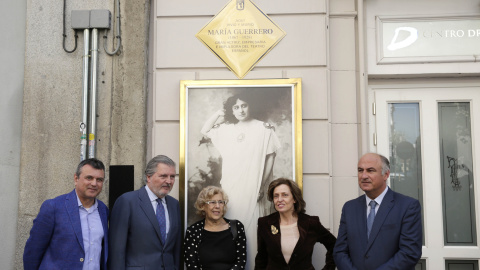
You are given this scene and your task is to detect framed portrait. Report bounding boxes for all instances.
[179,78,302,264]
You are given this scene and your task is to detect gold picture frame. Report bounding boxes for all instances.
[179,78,303,229]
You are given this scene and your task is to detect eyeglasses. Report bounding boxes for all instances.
[205,200,226,206]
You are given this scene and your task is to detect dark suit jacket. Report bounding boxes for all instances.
[23,189,109,270]
[255,212,336,270]
[184,218,247,269]
[333,188,422,270]
[108,186,181,270]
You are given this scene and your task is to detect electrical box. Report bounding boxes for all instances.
[71,9,111,30]
[90,10,111,29]
[71,10,90,29]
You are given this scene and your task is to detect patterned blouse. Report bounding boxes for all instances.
[184,218,247,270]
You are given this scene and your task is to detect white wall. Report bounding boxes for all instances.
[150,0,362,269]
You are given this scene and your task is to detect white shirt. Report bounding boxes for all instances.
[365,186,389,217]
[145,185,170,235]
[76,193,103,270]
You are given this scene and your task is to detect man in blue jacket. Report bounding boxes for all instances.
[108,155,181,270]
[333,153,422,269]
[23,158,109,270]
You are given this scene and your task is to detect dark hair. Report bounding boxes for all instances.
[223,92,256,124]
[144,155,176,183]
[267,178,306,214]
[76,158,105,177]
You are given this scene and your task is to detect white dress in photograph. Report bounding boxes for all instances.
[206,119,280,269]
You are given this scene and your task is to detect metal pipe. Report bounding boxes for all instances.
[104,0,122,55]
[80,28,90,161]
[88,28,99,158]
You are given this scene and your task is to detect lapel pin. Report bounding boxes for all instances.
[271,225,278,235]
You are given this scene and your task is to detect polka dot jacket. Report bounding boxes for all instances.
[184,218,247,270]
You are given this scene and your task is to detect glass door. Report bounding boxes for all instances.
[373,86,480,270]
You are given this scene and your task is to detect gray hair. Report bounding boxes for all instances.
[194,186,229,216]
[144,155,176,183]
[378,154,390,175]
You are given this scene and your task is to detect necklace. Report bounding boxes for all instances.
[237,132,245,142]
[235,124,246,142]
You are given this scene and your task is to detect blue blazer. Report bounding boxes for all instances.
[108,186,182,270]
[23,189,109,270]
[333,188,422,270]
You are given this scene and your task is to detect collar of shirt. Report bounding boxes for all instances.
[145,185,166,205]
[76,192,98,212]
[365,186,389,211]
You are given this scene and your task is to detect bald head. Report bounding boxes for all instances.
[357,153,390,199]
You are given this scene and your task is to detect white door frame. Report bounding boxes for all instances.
[369,83,480,270]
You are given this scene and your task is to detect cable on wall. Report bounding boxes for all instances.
[62,0,78,53]
[103,0,122,55]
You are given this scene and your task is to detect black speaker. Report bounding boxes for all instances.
[109,165,134,209]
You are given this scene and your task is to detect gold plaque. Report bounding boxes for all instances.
[196,0,286,79]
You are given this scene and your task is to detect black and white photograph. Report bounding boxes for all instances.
[180,79,302,268]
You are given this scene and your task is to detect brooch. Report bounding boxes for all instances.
[237,133,245,142]
[263,122,276,131]
[271,225,278,235]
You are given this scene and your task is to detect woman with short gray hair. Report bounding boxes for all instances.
[184,186,247,270]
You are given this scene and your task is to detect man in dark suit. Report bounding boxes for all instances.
[23,158,109,270]
[109,155,181,270]
[333,153,422,269]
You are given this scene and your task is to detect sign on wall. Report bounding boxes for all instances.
[196,0,286,79]
[377,16,480,64]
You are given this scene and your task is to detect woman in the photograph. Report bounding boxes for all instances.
[201,92,281,220]
[255,178,336,270]
[184,186,246,270]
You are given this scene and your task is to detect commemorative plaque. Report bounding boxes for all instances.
[196,0,286,79]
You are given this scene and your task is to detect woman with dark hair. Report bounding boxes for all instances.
[201,92,281,269]
[184,186,246,270]
[255,178,336,270]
